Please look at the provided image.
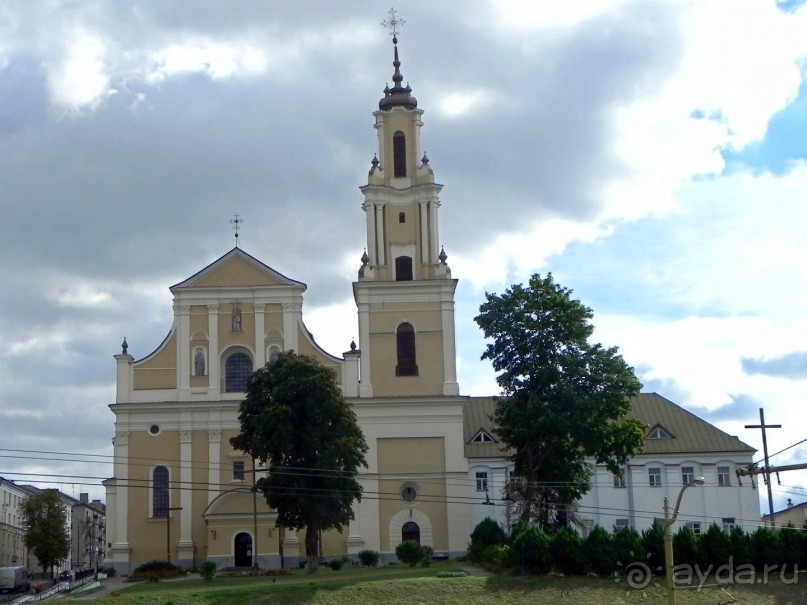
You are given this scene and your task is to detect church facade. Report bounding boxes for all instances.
[104,36,760,573]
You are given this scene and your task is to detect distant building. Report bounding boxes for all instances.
[763,499,807,528]
[0,477,29,568]
[467,394,760,536]
[71,493,107,572]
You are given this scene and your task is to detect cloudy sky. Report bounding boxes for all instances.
[1,0,806,517]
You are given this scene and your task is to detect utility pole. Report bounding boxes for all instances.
[745,408,781,527]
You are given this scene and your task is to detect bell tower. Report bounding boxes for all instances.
[353,30,459,399]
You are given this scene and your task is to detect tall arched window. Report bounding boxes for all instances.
[225,352,253,392]
[395,256,413,281]
[396,322,418,376]
[153,466,169,518]
[393,131,406,177]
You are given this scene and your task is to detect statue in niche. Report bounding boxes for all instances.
[194,350,205,376]
[232,305,242,332]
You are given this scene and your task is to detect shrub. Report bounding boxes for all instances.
[328,559,344,571]
[470,517,508,564]
[729,526,753,567]
[130,560,185,581]
[395,540,426,567]
[549,525,585,575]
[436,571,469,578]
[509,524,551,575]
[674,526,703,569]
[199,561,216,582]
[700,523,728,568]
[583,526,616,575]
[641,522,665,574]
[612,526,643,569]
[752,526,782,570]
[358,550,380,567]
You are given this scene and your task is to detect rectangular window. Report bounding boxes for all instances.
[613,473,626,488]
[722,517,736,532]
[615,519,630,530]
[685,522,702,535]
[233,460,245,482]
[649,467,662,487]
[475,471,488,492]
[718,466,731,486]
[681,466,694,485]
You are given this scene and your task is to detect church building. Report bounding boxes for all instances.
[104,29,760,573]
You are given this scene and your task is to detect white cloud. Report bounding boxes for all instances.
[44,27,112,113]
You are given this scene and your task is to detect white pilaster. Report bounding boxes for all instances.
[429,200,440,265]
[419,201,429,265]
[208,429,221,505]
[357,301,373,398]
[112,431,130,555]
[114,354,134,403]
[365,202,377,266]
[254,303,266,368]
[375,204,385,265]
[179,430,193,546]
[208,304,220,393]
[176,305,190,394]
[441,298,459,396]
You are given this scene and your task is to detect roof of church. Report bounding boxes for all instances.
[464,392,755,459]
[170,247,306,291]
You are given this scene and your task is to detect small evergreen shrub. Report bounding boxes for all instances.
[583,526,616,575]
[509,524,551,575]
[395,540,426,567]
[436,571,469,578]
[328,559,344,571]
[358,549,380,567]
[199,561,216,582]
[549,526,585,575]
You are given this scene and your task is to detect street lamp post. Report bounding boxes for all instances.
[663,477,705,605]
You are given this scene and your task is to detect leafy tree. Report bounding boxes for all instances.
[583,525,616,575]
[230,351,368,574]
[395,540,426,567]
[21,490,69,578]
[475,273,645,528]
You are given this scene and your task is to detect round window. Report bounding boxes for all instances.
[402,486,417,503]
[148,424,160,435]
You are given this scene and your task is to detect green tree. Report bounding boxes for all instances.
[475,273,645,528]
[21,490,69,579]
[613,525,643,569]
[549,525,585,575]
[509,524,552,575]
[700,523,729,568]
[673,525,703,568]
[230,351,368,574]
[641,522,665,574]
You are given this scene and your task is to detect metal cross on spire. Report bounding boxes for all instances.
[381,7,405,38]
[230,212,243,248]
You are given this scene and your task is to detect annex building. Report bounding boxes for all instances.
[104,35,760,573]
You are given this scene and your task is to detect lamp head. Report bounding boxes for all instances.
[691,477,705,486]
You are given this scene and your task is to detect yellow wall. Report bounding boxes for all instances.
[377,437,448,551]
[133,332,178,390]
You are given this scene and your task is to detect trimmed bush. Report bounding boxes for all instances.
[612,526,643,569]
[469,517,508,564]
[700,523,728,568]
[199,561,216,582]
[752,526,782,570]
[358,550,380,567]
[674,526,703,569]
[583,526,616,575]
[729,526,753,567]
[328,558,344,571]
[641,522,665,573]
[130,560,184,581]
[395,540,426,567]
[509,524,551,575]
[550,526,585,575]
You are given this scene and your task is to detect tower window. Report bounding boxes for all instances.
[395,256,413,281]
[393,131,406,177]
[396,322,418,376]
[152,466,169,518]
[225,352,253,392]
[399,212,406,223]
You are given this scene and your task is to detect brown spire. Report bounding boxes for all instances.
[379,10,417,110]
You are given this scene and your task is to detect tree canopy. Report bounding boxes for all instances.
[230,351,368,573]
[21,490,69,577]
[475,273,645,529]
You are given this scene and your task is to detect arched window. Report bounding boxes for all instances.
[396,322,418,376]
[402,521,420,543]
[393,131,406,177]
[225,352,253,392]
[399,212,406,223]
[153,466,169,518]
[395,256,413,281]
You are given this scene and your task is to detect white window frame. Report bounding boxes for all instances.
[649,467,662,487]
[717,465,731,486]
[475,471,488,492]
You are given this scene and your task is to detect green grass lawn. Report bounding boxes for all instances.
[73,563,807,605]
